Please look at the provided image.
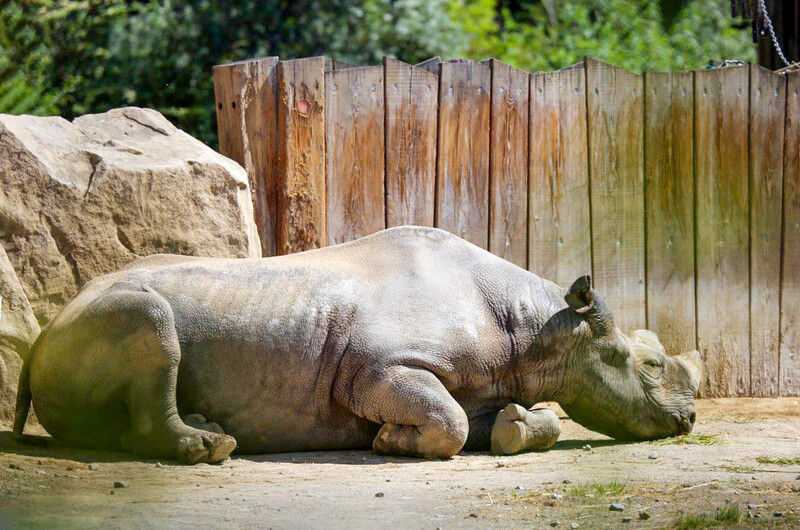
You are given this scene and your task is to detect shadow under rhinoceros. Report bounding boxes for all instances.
[0,429,148,465]
[0,428,631,466]
[546,438,630,451]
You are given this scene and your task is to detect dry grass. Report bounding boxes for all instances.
[567,480,626,497]
[755,456,800,466]
[650,433,723,446]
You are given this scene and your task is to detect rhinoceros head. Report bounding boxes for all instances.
[555,275,702,441]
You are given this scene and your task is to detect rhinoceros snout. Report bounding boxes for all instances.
[672,404,696,435]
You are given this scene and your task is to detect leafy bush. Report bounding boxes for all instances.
[0,1,755,147]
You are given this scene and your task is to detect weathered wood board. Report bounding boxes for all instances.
[415,57,441,75]
[213,57,279,257]
[488,60,529,268]
[384,58,438,227]
[780,72,800,396]
[276,57,327,254]
[749,64,785,397]
[643,71,695,356]
[528,68,591,287]
[325,65,386,245]
[585,58,645,332]
[325,58,359,71]
[694,66,750,397]
[214,54,800,397]
[436,60,491,248]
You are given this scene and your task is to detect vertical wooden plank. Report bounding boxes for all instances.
[750,64,785,397]
[213,57,279,257]
[326,59,360,71]
[415,57,441,75]
[644,71,696,356]
[528,69,591,287]
[529,69,591,287]
[277,57,327,254]
[488,59,529,268]
[695,66,750,397]
[325,66,385,244]
[780,72,800,396]
[384,57,438,227]
[436,60,491,248]
[213,62,244,163]
[585,58,645,332]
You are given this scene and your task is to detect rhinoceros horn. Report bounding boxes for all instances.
[564,275,615,338]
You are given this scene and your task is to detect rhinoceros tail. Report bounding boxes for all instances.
[13,333,48,446]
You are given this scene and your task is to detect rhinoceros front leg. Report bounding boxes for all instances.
[349,366,469,459]
[490,404,561,455]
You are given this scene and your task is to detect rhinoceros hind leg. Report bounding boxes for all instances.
[349,365,468,459]
[89,287,236,464]
[490,404,560,455]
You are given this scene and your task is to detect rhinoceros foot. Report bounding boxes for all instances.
[490,404,560,455]
[176,430,237,464]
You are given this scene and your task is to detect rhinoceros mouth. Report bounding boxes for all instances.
[670,405,696,435]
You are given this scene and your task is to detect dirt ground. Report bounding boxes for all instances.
[0,398,798,529]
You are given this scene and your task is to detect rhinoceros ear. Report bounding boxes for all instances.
[565,275,615,337]
[565,275,593,312]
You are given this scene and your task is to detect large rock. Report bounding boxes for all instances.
[0,107,260,425]
[0,244,40,427]
[0,107,261,327]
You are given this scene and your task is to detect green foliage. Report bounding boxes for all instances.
[0,0,756,146]
[0,0,458,145]
[449,0,756,73]
[672,503,741,529]
[674,504,742,529]
[0,3,58,115]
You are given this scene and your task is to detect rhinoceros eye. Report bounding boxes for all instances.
[641,358,665,381]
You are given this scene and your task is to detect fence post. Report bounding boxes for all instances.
[488,59,529,269]
[528,67,592,288]
[585,58,646,333]
[384,57,438,228]
[436,60,491,248]
[643,71,696,357]
[749,64,786,397]
[325,65,386,245]
[694,65,750,397]
[212,57,279,257]
[277,57,327,254]
[780,71,800,397]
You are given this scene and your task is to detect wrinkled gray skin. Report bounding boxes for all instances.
[14,227,702,464]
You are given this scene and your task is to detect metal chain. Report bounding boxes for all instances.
[757,0,792,67]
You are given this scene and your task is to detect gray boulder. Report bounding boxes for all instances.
[0,244,40,427]
[0,107,261,424]
[0,107,260,327]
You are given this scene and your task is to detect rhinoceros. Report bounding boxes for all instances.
[14,227,701,463]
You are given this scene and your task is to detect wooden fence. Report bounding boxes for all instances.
[212,56,800,398]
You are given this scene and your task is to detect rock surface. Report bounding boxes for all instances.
[0,245,40,426]
[0,107,261,425]
[0,107,260,327]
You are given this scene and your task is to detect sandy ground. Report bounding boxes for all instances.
[0,398,798,529]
